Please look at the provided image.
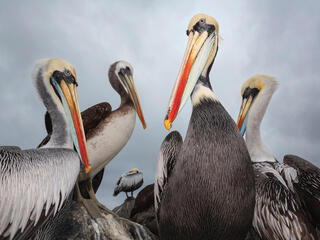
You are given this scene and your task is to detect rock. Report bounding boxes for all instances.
[130,184,158,236]
[33,200,158,240]
[111,184,159,237]
[131,184,154,218]
[113,198,136,219]
[131,203,158,237]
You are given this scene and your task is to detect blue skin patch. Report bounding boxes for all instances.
[50,77,83,162]
[240,113,248,136]
[240,96,257,136]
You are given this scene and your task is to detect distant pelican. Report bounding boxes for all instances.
[154,14,255,240]
[113,168,143,198]
[39,61,146,215]
[237,74,317,239]
[0,58,90,240]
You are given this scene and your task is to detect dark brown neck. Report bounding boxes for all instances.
[120,94,132,107]
[108,62,131,107]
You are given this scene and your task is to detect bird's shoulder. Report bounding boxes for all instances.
[81,102,112,135]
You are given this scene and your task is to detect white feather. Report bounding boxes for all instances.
[0,148,79,239]
[84,106,136,179]
[154,151,166,213]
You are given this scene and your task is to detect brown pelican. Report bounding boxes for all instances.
[0,58,91,240]
[284,155,320,230]
[237,74,317,239]
[154,14,255,240]
[39,103,110,194]
[113,168,143,198]
[39,60,146,215]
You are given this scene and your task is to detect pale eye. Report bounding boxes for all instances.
[200,18,205,24]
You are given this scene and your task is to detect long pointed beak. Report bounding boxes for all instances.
[122,73,147,129]
[59,80,91,173]
[164,31,215,130]
[237,96,253,136]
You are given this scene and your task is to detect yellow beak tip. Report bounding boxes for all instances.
[85,165,91,174]
[164,119,172,131]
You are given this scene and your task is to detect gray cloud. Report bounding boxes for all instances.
[1,0,320,207]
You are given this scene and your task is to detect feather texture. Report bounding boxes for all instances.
[113,170,143,196]
[252,162,317,240]
[284,155,320,226]
[154,131,182,221]
[0,148,79,240]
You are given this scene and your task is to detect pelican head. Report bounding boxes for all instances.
[129,168,140,174]
[164,13,219,130]
[109,61,146,129]
[237,74,279,136]
[32,58,91,173]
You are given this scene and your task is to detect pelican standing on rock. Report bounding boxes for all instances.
[113,168,143,198]
[154,14,255,240]
[0,58,91,240]
[39,61,146,216]
[237,74,317,239]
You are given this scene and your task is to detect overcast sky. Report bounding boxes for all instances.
[1,0,320,208]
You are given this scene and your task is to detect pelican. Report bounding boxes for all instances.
[237,74,317,239]
[38,103,111,194]
[0,58,91,240]
[39,61,146,215]
[154,14,255,240]
[113,168,143,198]
[284,155,320,229]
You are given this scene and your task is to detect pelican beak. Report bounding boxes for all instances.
[51,77,91,173]
[119,70,147,129]
[237,96,254,136]
[164,29,216,130]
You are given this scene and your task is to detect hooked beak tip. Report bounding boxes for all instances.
[164,119,172,131]
[85,165,91,174]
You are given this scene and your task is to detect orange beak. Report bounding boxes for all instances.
[164,30,214,130]
[120,71,147,129]
[60,80,91,173]
[237,96,253,136]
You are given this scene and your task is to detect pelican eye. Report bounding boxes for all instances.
[119,68,126,77]
[193,20,215,35]
[243,87,259,99]
[64,69,72,77]
[119,67,131,77]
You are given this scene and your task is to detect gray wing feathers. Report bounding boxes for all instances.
[0,146,21,151]
[274,163,299,192]
[253,164,316,240]
[0,148,79,239]
[284,154,320,225]
[284,154,320,200]
[154,131,182,221]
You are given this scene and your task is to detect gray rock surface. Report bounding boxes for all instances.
[34,200,157,240]
[130,184,158,236]
[113,198,136,219]
[112,185,159,237]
